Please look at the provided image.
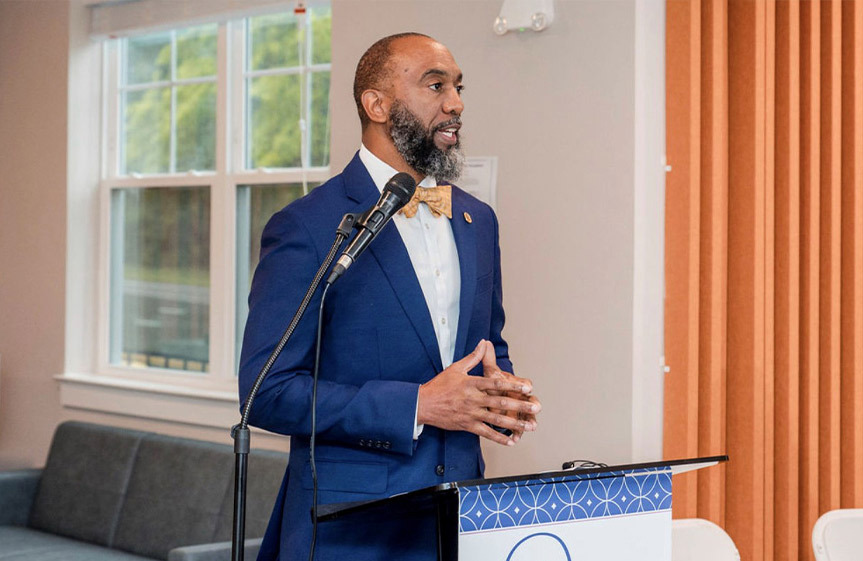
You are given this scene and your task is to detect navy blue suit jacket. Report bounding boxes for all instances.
[239,153,512,560]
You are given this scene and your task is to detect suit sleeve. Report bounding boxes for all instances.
[238,205,419,456]
[489,209,514,375]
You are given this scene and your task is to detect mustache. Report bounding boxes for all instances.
[433,116,462,132]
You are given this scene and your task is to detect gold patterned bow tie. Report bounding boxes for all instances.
[400,184,452,219]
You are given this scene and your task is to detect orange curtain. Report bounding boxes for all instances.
[663,1,863,560]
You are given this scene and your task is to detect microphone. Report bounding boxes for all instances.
[326,172,417,285]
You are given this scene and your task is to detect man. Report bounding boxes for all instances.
[239,33,541,561]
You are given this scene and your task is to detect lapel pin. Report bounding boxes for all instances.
[463,212,472,224]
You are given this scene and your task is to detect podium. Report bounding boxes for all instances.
[318,455,727,561]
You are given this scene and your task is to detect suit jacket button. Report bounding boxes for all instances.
[374,441,382,448]
[383,442,391,449]
[435,464,445,476]
[359,439,366,447]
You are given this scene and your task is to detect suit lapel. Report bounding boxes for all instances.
[367,227,444,373]
[342,154,444,373]
[450,188,477,362]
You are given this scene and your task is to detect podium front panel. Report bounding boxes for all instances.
[457,467,672,560]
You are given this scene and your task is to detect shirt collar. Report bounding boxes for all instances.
[359,144,437,193]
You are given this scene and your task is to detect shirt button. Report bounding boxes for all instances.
[435,269,441,277]
[435,464,445,476]
[425,223,431,230]
[441,317,447,325]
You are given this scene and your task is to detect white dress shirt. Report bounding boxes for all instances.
[359,145,462,438]
[359,145,461,367]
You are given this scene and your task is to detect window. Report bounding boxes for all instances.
[120,24,218,174]
[99,6,332,394]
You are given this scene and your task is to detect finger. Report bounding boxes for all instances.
[473,421,515,447]
[484,374,506,397]
[511,394,541,425]
[480,409,535,433]
[495,371,537,397]
[525,395,542,419]
[474,376,532,395]
[516,411,537,431]
[487,372,534,394]
[481,340,499,371]
[455,339,487,371]
[518,411,538,427]
[504,374,534,394]
[508,424,525,442]
[481,394,542,416]
[483,367,507,396]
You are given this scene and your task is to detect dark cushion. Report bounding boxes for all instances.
[112,434,235,560]
[28,422,146,546]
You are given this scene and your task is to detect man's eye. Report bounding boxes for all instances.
[429,82,442,91]
[456,85,465,94]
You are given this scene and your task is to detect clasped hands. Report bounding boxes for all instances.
[417,340,541,446]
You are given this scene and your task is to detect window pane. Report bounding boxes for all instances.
[110,187,210,373]
[125,32,171,85]
[248,74,301,168]
[235,183,314,367]
[249,13,300,71]
[310,71,331,167]
[310,6,332,65]
[176,83,216,171]
[123,88,171,174]
[176,24,218,80]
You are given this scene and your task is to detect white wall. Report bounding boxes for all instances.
[0,0,69,469]
[0,0,665,476]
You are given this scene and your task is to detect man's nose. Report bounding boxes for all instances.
[442,87,464,115]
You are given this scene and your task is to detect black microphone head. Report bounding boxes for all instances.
[383,172,417,207]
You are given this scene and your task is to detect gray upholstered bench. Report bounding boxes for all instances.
[0,421,286,561]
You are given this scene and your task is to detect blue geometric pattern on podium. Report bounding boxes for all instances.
[458,468,672,533]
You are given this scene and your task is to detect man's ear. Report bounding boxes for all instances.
[360,89,389,125]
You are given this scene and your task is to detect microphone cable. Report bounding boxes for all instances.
[308,281,330,561]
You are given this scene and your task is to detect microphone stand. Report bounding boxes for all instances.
[230,212,359,561]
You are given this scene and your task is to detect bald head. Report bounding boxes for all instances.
[353,32,432,128]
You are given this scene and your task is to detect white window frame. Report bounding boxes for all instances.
[59,8,332,428]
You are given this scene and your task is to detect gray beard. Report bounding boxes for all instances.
[388,101,465,183]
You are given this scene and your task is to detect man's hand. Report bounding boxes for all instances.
[417,340,540,446]
[481,340,541,443]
